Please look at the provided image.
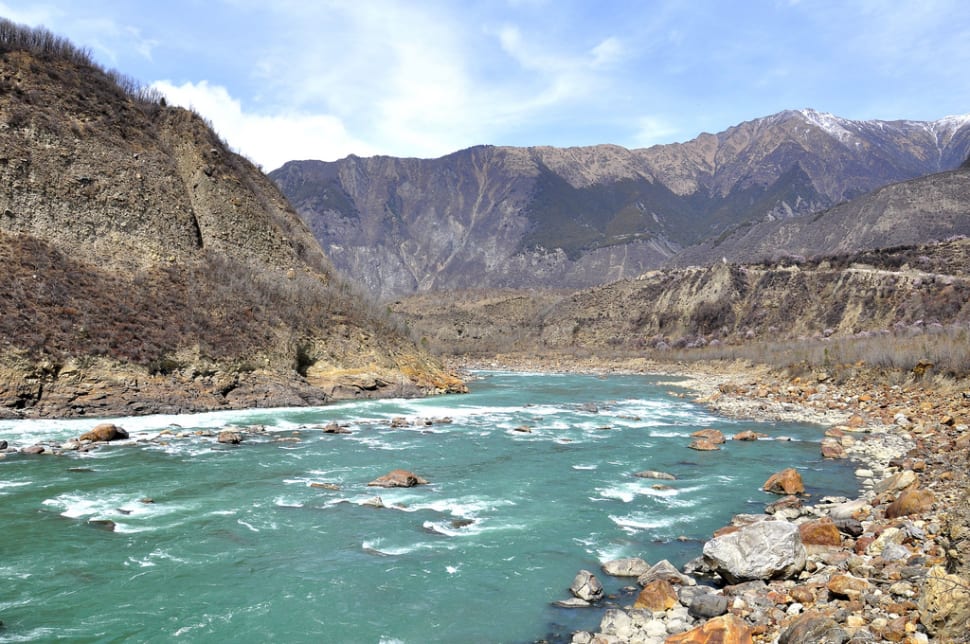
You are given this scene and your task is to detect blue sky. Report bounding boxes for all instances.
[3,1,968,170]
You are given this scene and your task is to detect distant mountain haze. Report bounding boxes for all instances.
[272,110,970,299]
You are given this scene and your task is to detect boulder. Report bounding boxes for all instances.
[691,428,725,444]
[22,445,45,454]
[601,557,650,577]
[919,565,970,641]
[217,430,243,444]
[688,593,729,618]
[820,437,847,459]
[79,423,129,442]
[732,430,765,441]
[665,613,754,644]
[0,439,7,449]
[832,518,863,537]
[798,517,842,548]
[569,569,604,602]
[321,422,351,434]
[637,559,695,587]
[827,573,870,600]
[367,469,429,488]
[688,438,720,451]
[763,468,805,495]
[885,487,935,518]
[634,579,679,611]
[827,498,871,521]
[874,470,918,494]
[702,520,806,584]
[779,611,849,644]
[765,495,803,515]
[633,470,676,480]
[361,496,385,508]
[552,597,590,608]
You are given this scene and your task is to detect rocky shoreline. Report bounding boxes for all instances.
[481,357,970,643]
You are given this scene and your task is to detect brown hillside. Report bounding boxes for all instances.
[0,21,463,418]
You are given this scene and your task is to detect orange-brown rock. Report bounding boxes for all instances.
[779,611,849,644]
[691,428,726,444]
[763,468,805,495]
[789,586,816,605]
[665,613,753,644]
[633,578,679,611]
[846,414,867,427]
[78,423,129,442]
[820,437,847,459]
[827,573,871,600]
[689,438,721,451]
[798,517,842,548]
[885,487,935,518]
[732,430,766,441]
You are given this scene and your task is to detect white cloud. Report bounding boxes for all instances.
[152,80,377,170]
[632,116,680,148]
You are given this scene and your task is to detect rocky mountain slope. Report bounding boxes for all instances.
[673,159,970,266]
[392,238,970,363]
[0,21,463,418]
[273,110,970,299]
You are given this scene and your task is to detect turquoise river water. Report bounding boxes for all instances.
[0,371,858,643]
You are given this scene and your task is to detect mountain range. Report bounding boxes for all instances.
[272,110,970,299]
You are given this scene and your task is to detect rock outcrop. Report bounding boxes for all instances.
[0,21,463,418]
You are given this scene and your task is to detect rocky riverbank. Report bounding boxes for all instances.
[492,357,970,643]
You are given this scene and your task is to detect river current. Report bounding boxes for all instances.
[0,371,857,642]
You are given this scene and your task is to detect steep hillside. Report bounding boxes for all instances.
[392,238,970,363]
[0,21,463,418]
[273,110,970,299]
[672,162,970,266]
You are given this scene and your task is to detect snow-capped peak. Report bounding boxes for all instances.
[796,108,856,142]
[930,113,970,137]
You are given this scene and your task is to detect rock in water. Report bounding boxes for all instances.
[569,570,604,602]
[633,470,676,480]
[79,423,129,442]
[702,520,806,584]
[691,428,725,444]
[367,469,429,488]
[762,468,805,495]
[217,430,243,444]
[688,438,721,451]
[601,557,650,577]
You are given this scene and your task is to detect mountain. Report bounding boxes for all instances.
[272,110,970,299]
[0,20,463,418]
[671,160,970,266]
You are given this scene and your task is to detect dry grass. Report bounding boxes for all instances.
[658,324,970,381]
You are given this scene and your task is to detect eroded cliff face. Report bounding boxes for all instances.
[0,36,463,418]
[391,239,970,357]
[273,110,970,299]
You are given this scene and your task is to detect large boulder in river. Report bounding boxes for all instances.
[79,423,129,442]
[634,470,676,481]
[569,570,604,602]
[691,428,725,444]
[217,430,243,444]
[702,520,806,584]
[762,468,804,495]
[367,469,429,488]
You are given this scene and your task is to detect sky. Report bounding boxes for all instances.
[2,1,969,171]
